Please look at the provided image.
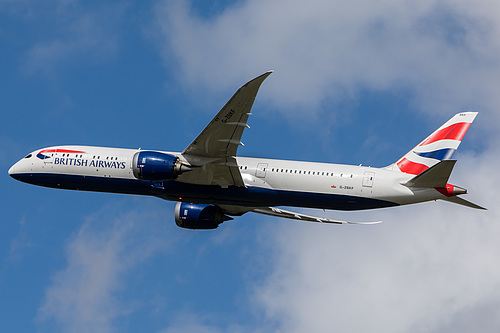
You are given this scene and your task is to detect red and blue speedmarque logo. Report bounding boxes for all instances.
[36,148,126,169]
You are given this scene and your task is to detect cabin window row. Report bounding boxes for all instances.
[57,153,120,161]
[270,168,352,177]
[238,165,353,178]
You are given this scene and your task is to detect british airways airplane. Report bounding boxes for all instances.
[9,71,485,229]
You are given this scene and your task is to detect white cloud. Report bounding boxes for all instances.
[37,202,172,333]
[252,145,500,333]
[154,0,500,124]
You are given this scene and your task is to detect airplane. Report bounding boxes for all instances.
[8,71,485,229]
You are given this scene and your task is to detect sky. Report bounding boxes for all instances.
[2,0,500,332]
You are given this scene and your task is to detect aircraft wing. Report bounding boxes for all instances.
[178,71,273,187]
[252,207,382,225]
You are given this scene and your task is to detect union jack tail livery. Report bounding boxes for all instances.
[394,112,478,175]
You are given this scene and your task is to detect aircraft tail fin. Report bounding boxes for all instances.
[394,112,478,175]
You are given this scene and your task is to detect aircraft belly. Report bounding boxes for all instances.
[11,173,153,195]
[156,182,398,210]
[13,171,398,211]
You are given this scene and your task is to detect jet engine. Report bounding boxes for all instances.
[132,151,190,181]
[174,202,233,229]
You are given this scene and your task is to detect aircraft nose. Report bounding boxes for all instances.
[8,164,16,176]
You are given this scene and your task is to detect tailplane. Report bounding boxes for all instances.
[402,159,486,210]
[402,159,456,188]
[441,196,487,210]
[393,112,478,175]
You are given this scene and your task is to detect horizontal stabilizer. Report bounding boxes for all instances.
[252,207,382,225]
[403,160,456,188]
[442,196,487,210]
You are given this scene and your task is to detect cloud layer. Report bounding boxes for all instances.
[37,203,172,332]
[155,0,500,123]
[255,175,500,332]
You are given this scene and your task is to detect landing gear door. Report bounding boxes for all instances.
[362,171,375,187]
[256,163,268,178]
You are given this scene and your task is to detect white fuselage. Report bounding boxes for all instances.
[9,145,447,210]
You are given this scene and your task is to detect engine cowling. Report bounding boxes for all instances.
[133,151,187,181]
[174,202,233,229]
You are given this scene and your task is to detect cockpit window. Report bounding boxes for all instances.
[24,154,32,159]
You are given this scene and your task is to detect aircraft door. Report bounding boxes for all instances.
[256,163,268,178]
[362,171,375,187]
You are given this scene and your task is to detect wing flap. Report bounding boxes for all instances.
[176,156,245,187]
[252,207,382,225]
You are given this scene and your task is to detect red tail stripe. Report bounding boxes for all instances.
[419,122,471,146]
[397,158,429,175]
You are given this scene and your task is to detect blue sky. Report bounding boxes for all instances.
[2,1,500,332]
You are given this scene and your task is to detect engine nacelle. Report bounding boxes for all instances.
[133,151,187,181]
[174,202,233,229]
